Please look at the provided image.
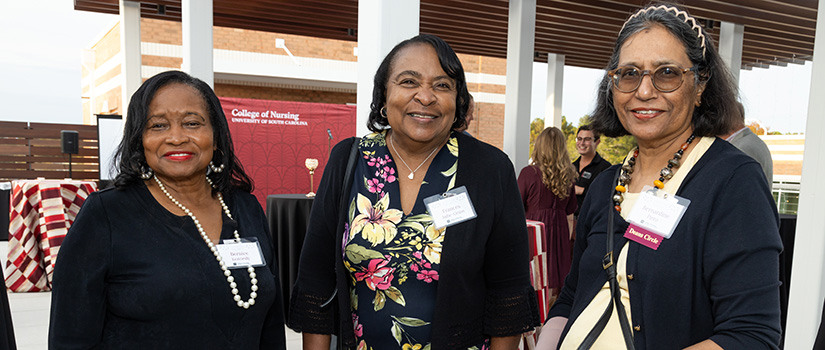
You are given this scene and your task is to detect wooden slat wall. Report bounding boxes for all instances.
[0,121,99,181]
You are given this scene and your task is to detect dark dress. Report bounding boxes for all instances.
[344,132,488,349]
[517,165,577,290]
[49,184,286,349]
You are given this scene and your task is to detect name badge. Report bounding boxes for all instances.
[624,224,663,250]
[423,186,477,229]
[216,237,266,269]
[581,171,593,179]
[625,186,690,240]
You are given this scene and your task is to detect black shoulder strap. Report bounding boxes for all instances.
[320,137,360,309]
[578,167,635,350]
[339,137,361,217]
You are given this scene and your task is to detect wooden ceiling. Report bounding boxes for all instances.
[74,0,817,70]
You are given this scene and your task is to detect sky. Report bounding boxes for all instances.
[0,1,813,134]
[0,1,117,125]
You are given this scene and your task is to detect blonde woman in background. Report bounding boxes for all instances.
[517,126,578,304]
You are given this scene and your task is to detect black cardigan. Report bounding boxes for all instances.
[549,138,782,349]
[49,184,286,349]
[288,133,540,349]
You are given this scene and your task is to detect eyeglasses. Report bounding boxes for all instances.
[608,65,698,93]
[576,137,594,143]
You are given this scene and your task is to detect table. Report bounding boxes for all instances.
[526,220,550,323]
[266,194,314,318]
[4,179,97,292]
[523,220,548,349]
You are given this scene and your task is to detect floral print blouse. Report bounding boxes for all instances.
[342,131,488,350]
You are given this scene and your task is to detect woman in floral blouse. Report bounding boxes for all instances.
[288,34,539,350]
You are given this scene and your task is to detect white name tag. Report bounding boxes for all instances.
[626,186,690,239]
[423,186,477,229]
[216,238,266,269]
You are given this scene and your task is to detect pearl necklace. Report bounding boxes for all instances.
[152,175,258,309]
[389,133,443,180]
[612,134,695,213]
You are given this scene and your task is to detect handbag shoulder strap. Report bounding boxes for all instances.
[578,166,635,350]
[320,137,361,309]
[339,137,361,214]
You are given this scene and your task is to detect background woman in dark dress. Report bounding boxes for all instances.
[48,71,286,349]
[517,126,577,305]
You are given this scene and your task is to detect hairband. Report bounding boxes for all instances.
[621,5,707,59]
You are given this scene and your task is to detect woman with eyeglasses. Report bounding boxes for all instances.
[537,4,781,349]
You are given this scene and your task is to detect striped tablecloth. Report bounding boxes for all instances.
[524,220,549,349]
[526,220,550,322]
[4,179,97,292]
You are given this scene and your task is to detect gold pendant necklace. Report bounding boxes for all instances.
[389,133,443,180]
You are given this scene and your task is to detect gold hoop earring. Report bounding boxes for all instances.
[380,107,388,118]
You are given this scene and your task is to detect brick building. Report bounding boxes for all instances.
[762,134,805,214]
[81,18,511,148]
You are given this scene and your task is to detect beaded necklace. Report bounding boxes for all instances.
[153,175,258,309]
[612,134,696,213]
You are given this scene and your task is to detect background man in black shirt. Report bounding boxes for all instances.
[572,124,611,215]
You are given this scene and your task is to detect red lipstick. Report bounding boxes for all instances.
[164,151,194,161]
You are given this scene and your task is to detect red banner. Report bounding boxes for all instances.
[220,97,356,206]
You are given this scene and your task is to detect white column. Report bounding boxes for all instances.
[503,0,536,169]
[356,0,420,137]
[545,53,564,128]
[119,0,141,115]
[719,21,744,84]
[81,49,96,124]
[786,0,825,347]
[182,0,214,87]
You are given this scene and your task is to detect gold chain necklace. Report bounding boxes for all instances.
[389,133,444,180]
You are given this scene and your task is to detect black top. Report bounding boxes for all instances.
[49,184,286,349]
[572,152,611,215]
[288,133,540,349]
[550,139,782,349]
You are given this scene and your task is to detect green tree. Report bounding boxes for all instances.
[560,115,577,136]
[746,121,768,135]
[598,134,636,165]
[527,115,636,166]
[528,118,545,157]
[565,115,636,165]
[747,120,767,135]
